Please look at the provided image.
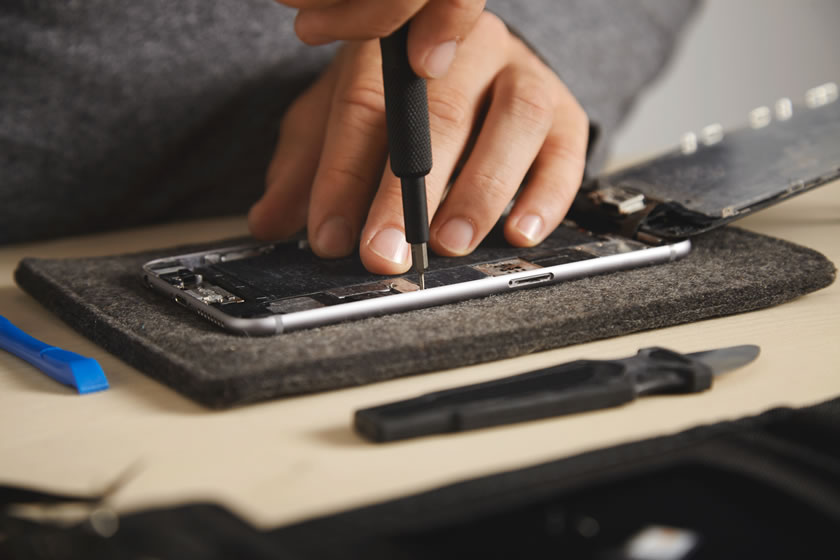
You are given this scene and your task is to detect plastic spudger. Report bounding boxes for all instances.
[0,315,109,394]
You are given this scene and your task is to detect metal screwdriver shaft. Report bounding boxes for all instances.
[380,23,432,289]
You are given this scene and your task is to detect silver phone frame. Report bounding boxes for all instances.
[142,239,691,336]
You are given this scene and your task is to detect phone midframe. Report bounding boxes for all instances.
[143,234,691,335]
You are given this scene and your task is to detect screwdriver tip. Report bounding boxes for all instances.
[411,243,428,290]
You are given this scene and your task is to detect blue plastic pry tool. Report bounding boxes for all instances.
[0,315,109,394]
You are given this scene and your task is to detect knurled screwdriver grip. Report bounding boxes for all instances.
[380,23,432,245]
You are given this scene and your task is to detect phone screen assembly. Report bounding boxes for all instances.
[142,225,690,335]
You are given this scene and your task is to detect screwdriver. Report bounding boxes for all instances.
[380,23,432,289]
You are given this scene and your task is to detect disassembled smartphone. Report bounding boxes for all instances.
[143,227,690,335]
[143,83,839,335]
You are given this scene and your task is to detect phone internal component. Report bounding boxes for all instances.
[472,258,541,277]
[587,183,646,215]
[160,269,202,289]
[527,248,597,267]
[267,297,324,314]
[326,280,399,300]
[200,245,275,265]
[390,278,421,293]
[184,285,243,305]
[578,239,648,257]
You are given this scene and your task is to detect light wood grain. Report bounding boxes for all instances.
[1,185,838,529]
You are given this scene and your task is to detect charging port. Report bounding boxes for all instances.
[509,272,554,288]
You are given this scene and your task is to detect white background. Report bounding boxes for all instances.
[611,0,840,162]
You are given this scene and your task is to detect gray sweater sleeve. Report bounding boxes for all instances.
[487,0,699,169]
[0,0,697,244]
[0,1,334,244]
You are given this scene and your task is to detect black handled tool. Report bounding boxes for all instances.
[380,23,433,289]
[354,345,760,442]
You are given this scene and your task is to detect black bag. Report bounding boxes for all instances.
[4,397,839,559]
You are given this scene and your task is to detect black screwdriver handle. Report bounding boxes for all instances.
[380,23,432,245]
[456,347,715,430]
[355,360,636,442]
[451,360,638,431]
[380,24,433,177]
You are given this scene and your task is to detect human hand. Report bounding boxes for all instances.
[276,0,486,79]
[248,12,589,275]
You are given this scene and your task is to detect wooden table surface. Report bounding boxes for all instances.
[1,182,838,529]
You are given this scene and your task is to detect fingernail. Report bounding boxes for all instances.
[314,215,354,257]
[513,214,545,243]
[437,217,475,254]
[423,40,457,79]
[247,200,263,224]
[368,227,410,265]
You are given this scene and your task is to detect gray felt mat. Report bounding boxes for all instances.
[14,227,836,408]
